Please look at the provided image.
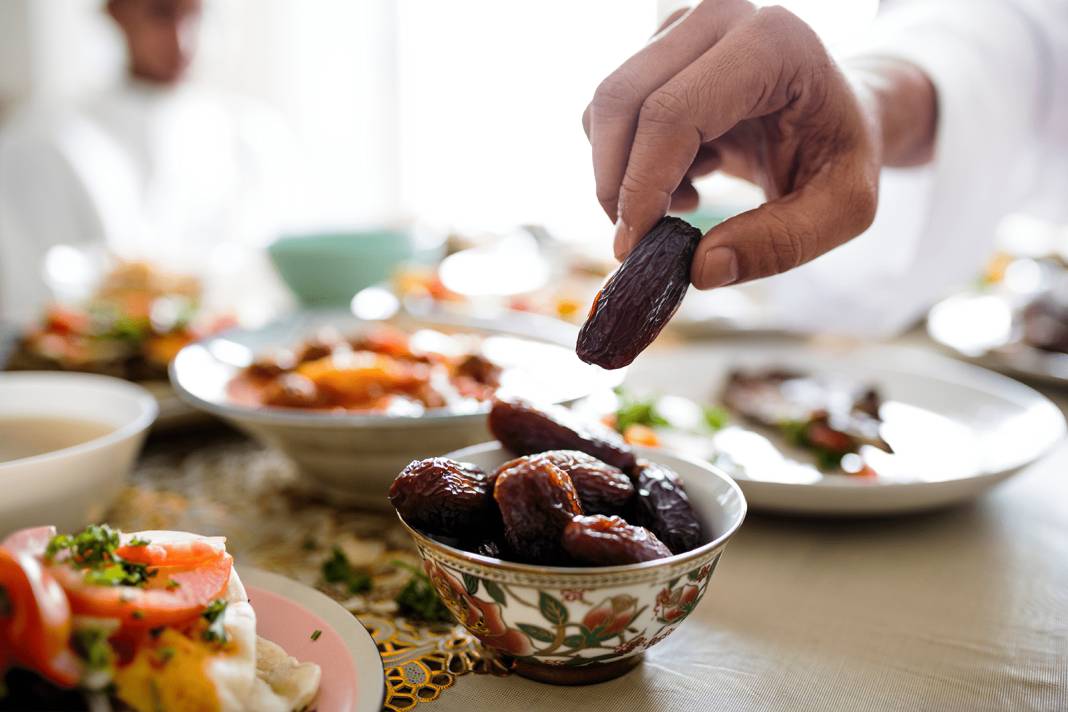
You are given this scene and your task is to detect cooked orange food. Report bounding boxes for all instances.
[230,325,503,413]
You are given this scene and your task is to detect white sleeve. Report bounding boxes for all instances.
[765,0,1068,337]
[0,111,119,325]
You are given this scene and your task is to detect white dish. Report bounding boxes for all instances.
[240,567,385,712]
[171,309,621,505]
[0,372,157,535]
[927,290,1068,384]
[620,340,1065,515]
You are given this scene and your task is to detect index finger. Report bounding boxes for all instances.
[586,0,753,221]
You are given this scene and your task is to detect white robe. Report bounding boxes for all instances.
[765,0,1068,336]
[0,79,296,324]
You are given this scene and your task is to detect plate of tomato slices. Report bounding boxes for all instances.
[0,524,382,712]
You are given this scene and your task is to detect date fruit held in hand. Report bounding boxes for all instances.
[577,216,702,369]
[631,459,704,554]
[389,458,492,535]
[493,455,583,564]
[489,397,637,472]
[562,515,672,565]
[537,450,634,516]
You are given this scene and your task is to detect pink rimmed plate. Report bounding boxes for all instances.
[242,567,385,712]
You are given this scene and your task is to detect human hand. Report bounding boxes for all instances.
[583,2,934,289]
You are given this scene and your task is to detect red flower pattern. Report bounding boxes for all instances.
[424,560,534,657]
[654,583,701,623]
[582,594,640,638]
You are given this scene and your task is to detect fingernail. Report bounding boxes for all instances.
[698,247,738,289]
[613,219,632,260]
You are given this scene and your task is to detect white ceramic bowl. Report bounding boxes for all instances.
[170,310,621,506]
[398,443,747,685]
[0,372,157,536]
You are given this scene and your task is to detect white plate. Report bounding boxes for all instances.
[171,309,621,504]
[927,290,1068,385]
[240,567,385,712]
[621,340,1065,515]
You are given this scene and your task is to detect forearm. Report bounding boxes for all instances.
[845,57,938,168]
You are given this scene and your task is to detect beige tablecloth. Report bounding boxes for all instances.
[431,431,1068,711]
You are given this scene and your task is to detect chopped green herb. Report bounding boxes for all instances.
[0,585,10,617]
[46,524,155,587]
[72,627,114,673]
[321,548,371,594]
[149,627,165,638]
[148,678,164,712]
[779,419,808,447]
[131,610,145,620]
[310,629,322,641]
[156,647,176,664]
[166,578,181,590]
[613,390,669,433]
[702,405,730,431]
[127,536,151,547]
[778,420,844,471]
[392,560,452,624]
[201,599,229,644]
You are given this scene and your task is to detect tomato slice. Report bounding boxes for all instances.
[50,550,233,629]
[0,548,80,687]
[115,537,220,568]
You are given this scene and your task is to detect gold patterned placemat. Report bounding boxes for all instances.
[106,431,511,711]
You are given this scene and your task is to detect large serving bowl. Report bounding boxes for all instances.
[170,310,621,505]
[398,443,747,685]
[0,372,157,536]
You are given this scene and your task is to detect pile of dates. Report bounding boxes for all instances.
[388,397,706,566]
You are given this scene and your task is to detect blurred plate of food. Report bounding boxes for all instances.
[384,247,786,337]
[581,339,1064,515]
[170,308,622,505]
[927,255,1068,384]
[2,261,234,429]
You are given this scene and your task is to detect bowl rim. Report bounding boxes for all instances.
[0,371,158,471]
[395,442,748,576]
[168,308,622,428]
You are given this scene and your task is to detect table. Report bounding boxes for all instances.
[113,391,1068,712]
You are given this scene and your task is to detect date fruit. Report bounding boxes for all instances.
[488,397,636,472]
[537,450,634,515]
[389,458,493,535]
[576,216,702,369]
[562,515,672,565]
[631,459,704,554]
[493,455,583,564]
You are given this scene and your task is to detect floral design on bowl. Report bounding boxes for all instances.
[399,443,746,685]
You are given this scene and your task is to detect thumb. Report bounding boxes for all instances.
[690,162,878,289]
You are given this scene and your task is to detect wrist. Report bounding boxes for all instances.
[845,57,938,168]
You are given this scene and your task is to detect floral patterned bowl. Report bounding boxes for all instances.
[397,442,747,685]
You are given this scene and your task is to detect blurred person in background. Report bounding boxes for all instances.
[585,0,1068,335]
[0,0,295,324]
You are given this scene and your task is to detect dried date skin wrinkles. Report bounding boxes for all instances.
[577,216,702,369]
[562,515,672,565]
[631,459,704,554]
[488,397,637,472]
[389,458,493,535]
[537,450,634,516]
[493,455,583,564]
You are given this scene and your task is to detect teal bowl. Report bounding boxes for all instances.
[268,229,416,307]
